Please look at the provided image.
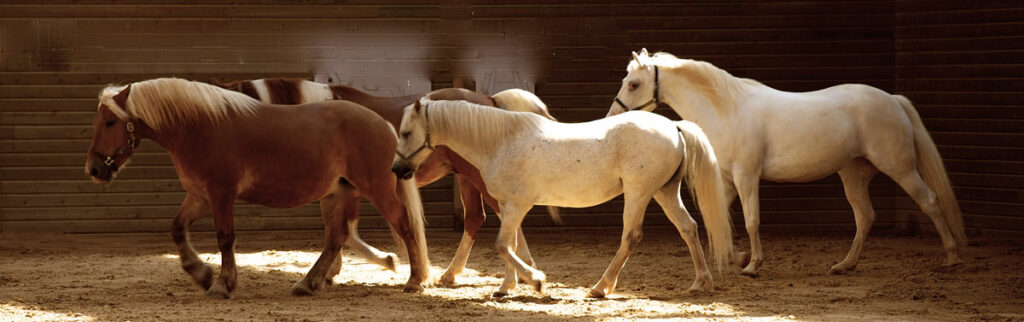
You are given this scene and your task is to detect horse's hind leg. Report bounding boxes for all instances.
[830,160,879,275]
[588,193,652,298]
[292,184,353,296]
[654,183,714,292]
[171,193,213,290]
[887,169,964,266]
[206,190,238,299]
[440,176,486,286]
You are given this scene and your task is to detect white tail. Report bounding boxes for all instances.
[895,95,967,247]
[677,121,733,271]
[395,177,431,279]
[492,88,564,225]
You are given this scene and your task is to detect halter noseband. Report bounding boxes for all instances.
[395,104,434,161]
[103,120,139,166]
[614,65,659,111]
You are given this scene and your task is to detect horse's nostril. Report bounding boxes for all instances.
[89,167,99,176]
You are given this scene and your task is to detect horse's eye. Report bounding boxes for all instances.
[401,131,411,138]
[628,82,639,91]
[105,120,116,128]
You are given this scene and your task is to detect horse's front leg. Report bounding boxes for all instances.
[171,193,213,290]
[440,175,485,286]
[734,172,764,277]
[206,189,238,299]
[588,193,651,298]
[492,202,543,297]
[292,185,355,296]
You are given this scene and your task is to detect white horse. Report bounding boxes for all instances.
[391,99,733,298]
[608,49,967,276]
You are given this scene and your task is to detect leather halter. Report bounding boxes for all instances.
[395,104,434,161]
[613,65,659,111]
[102,120,139,166]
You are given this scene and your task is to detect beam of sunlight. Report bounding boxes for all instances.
[163,250,796,320]
[1,301,95,321]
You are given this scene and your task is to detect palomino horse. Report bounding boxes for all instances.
[217,78,559,285]
[85,78,430,298]
[392,99,733,298]
[608,49,967,276]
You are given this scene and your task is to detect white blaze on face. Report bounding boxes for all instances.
[300,81,333,103]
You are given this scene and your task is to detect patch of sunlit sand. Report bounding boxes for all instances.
[1,301,94,321]
[163,251,794,320]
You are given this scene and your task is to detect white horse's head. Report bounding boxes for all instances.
[392,98,435,179]
[608,48,660,117]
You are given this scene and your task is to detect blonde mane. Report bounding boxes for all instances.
[635,52,760,116]
[99,78,261,131]
[423,100,544,149]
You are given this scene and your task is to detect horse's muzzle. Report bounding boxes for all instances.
[391,159,414,180]
[87,157,118,183]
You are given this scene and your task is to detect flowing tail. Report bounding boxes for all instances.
[677,121,733,271]
[395,177,431,279]
[895,95,967,247]
[492,88,563,225]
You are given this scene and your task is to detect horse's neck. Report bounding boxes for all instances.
[430,109,515,172]
[660,67,757,139]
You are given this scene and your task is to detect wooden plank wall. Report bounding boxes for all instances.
[1,1,1015,236]
[894,1,1024,238]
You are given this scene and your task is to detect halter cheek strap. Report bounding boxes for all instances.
[614,65,659,111]
[103,120,139,166]
[395,104,434,161]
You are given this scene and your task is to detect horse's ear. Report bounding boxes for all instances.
[413,99,422,113]
[113,84,131,108]
[640,48,650,56]
[632,51,640,63]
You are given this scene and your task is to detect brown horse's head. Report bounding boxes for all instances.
[87,85,139,184]
[392,100,435,179]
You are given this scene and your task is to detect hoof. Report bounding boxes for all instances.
[945,258,966,267]
[739,268,759,278]
[206,281,232,299]
[403,282,424,293]
[732,251,751,267]
[829,261,856,275]
[438,273,457,287]
[688,278,713,292]
[492,291,508,298]
[587,288,606,299]
[384,253,398,272]
[186,263,214,290]
[290,279,319,296]
[531,279,544,293]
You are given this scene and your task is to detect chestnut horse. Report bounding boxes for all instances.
[218,78,558,285]
[86,78,429,298]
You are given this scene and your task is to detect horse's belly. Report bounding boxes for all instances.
[531,177,623,208]
[761,154,847,183]
[237,179,331,208]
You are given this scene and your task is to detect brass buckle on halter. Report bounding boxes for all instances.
[103,120,138,166]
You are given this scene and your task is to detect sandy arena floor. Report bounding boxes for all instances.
[1,227,1023,321]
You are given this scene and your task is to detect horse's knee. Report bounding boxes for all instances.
[625,229,643,250]
[216,230,235,250]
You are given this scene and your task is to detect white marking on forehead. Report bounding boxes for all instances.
[251,79,272,104]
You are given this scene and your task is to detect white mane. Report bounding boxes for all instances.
[99,78,261,131]
[422,99,544,149]
[633,52,760,116]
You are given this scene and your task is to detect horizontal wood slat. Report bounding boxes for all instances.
[1,1,1020,237]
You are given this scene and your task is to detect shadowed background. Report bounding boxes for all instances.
[0,1,1020,238]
